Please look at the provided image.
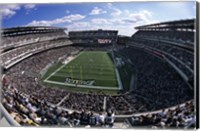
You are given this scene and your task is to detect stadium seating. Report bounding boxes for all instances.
[1,39,72,68]
[133,30,194,45]
[1,31,67,50]
[117,46,193,110]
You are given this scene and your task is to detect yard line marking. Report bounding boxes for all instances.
[115,67,123,90]
[45,64,66,81]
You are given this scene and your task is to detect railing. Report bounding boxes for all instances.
[0,104,20,126]
[115,100,193,119]
[133,36,194,51]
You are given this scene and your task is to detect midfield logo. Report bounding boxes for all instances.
[65,77,96,86]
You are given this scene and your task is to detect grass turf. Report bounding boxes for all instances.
[42,51,120,94]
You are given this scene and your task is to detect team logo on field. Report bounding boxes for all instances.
[65,77,96,86]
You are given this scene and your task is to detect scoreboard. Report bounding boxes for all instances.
[98,39,112,44]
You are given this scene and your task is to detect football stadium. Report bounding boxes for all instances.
[0,2,197,129]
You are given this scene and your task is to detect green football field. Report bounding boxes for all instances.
[43,51,121,94]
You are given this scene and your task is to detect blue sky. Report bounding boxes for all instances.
[0,2,196,36]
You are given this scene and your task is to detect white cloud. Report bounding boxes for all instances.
[26,14,86,26]
[110,8,122,17]
[24,4,36,15]
[24,4,35,9]
[91,10,153,25]
[91,18,109,24]
[0,4,20,18]
[89,7,107,15]
[70,18,135,36]
[129,10,153,22]
[91,18,138,27]
[141,10,152,17]
[124,10,130,15]
[67,20,135,36]
[0,4,37,17]
[67,22,93,31]
[107,3,122,17]
[67,9,156,36]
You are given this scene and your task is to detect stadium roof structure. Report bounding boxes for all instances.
[69,29,118,33]
[135,19,195,31]
[1,26,67,36]
[69,29,118,39]
[118,35,130,38]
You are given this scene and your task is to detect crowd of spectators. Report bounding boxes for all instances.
[131,39,194,70]
[32,88,69,105]
[60,92,140,115]
[2,81,115,127]
[129,38,194,82]
[106,95,134,114]
[60,92,104,113]
[164,55,193,77]
[133,30,194,45]
[5,46,79,95]
[128,101,195,128]
[1,38,72,68]
[1,31,67,50]
[118,46,193,111]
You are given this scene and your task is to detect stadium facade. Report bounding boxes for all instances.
[69,29,118,46]
[2,26,67,37]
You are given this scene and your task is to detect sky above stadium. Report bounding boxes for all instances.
[1,2,196,36]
